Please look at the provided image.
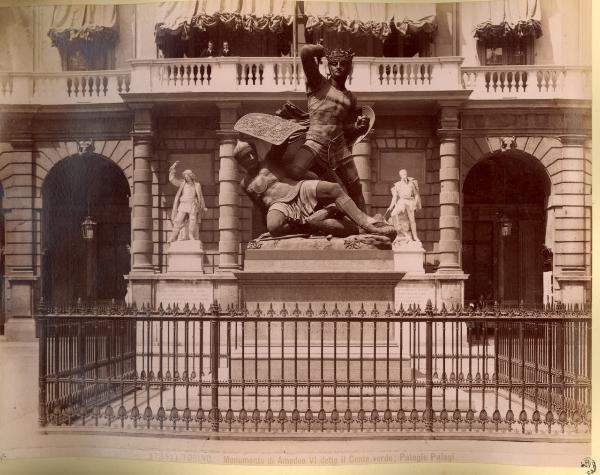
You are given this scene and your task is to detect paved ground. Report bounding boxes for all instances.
[0,340,592,472]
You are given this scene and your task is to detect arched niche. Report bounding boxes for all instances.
[462,151,551,306]
[42,153,131,304]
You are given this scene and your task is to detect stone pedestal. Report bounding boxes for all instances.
[393,240,425,273]
[155,275,213,308]
[236,235,402,312]
[4,274,37,341]
[394,273,468,310]
[167,240,205,273]
[234,236,409,379]
[556,273,591,306]
[125,273,238,309]
[4,318,37,341]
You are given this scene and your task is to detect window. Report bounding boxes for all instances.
[48,5,118,71]
[59,43,114,71]
[383,32,432,58]
[478,36,534,66]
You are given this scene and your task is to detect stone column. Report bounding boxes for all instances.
[351,130,373,214]
[554,134,591,304]
[216,102,241,271]
[131,106,154,272]
[3,113,38,340]
[126,106,155,306]
[436,105,462,273]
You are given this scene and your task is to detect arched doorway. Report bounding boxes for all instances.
[462,152,551,306]
[42,154,131,304]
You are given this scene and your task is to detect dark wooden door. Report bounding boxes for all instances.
[463,220,495,303]
[519,220,544,305]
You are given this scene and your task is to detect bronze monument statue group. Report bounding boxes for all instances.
[170,42,422,247]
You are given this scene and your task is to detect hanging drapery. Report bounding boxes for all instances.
[48,5,118,52]
[239,0,295,33]
[303,1,437,40]
[155,0,294,43]
[473,0,542,41]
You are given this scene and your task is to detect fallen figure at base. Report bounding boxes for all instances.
[233,140,396,241]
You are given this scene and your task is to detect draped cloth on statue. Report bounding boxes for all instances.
[155,0,294,41]
[48,5,118,49]
[304,1,437,39]
[473,0,542,40]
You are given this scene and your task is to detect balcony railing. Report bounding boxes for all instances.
[0,60,591,105]
[462,65,592,100]
[128,56,464,94]
[0,69,131,105]
[38,300,591,439]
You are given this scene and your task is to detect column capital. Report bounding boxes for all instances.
[4,112,34,148]
[557,134,587,146]
[437,128,461,140]
[438,102,461,131]
[132,106,153,136]
[217,102,242,130]
[216,130,239,141]
[215,101,242,111]
[131,132,153,142]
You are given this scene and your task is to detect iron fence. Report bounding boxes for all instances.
[37,301,591,439]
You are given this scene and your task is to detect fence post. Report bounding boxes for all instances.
[556,305,565,412]
[425,299,434,432]
[210,300,220,432]
[38,300,48,427]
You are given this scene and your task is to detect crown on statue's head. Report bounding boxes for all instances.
[325,48,355,63]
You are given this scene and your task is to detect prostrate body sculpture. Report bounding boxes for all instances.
[168,162,208,243]
[233,141,395,240]
[385,169,422,244]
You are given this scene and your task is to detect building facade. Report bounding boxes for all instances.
[0,0,592,339]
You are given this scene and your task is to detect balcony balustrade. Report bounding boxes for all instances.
[0,59,591,105]
[0,70,131,105]
[462,65,592,100]
[128,56,464,94]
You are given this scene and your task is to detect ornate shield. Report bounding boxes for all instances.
[234,113,307,146]
[348,105,376,147]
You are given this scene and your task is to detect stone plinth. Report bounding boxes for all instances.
[395,272,469,310]
[167,240,204,273]
[155,275,213,308]
[4,318,37,342]
[555,272,591,306]
[125,273,238,308]
[393,240,425,273]
[235,235,413,375]
[237,235,401,312]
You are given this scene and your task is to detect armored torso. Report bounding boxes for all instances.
[306,76,356,145]
[242,161,301,208]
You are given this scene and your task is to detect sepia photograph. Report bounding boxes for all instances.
[0,0,594,473]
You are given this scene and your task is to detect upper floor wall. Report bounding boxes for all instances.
[457,0,592,66]
[0,0,592,73]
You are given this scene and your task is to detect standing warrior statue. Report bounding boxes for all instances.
[168,161,207,243]
[384,169,422,243]
[283,43,371,210]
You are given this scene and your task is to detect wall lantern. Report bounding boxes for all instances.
[499,214,512,237]
[81,215,97,240]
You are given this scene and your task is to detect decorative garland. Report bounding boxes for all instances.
[155,13,292,52]
[305,17,438,41]
[474,19,542,42]
[48,26,119,54]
